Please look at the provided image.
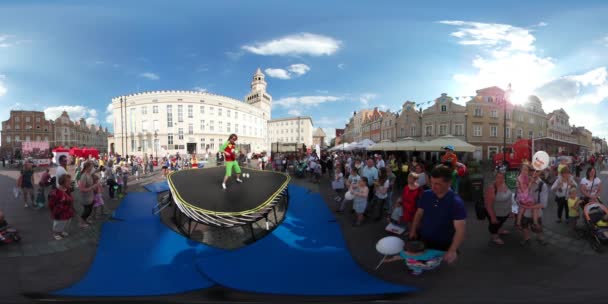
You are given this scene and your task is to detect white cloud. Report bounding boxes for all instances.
[193,86,207,92]
[287,109,302,116]
[287,64,310,76]
[139,72,159,80]
[0,35,13,48]
[265,64,310,79]
[44,105,101,126]
[264,68,291,79]
[105,103,114,125]
[242,33,341,56]
[338,63,346,69]
[274,95,341,107]
[535,67,608,107]
[359,93,378,107]
[440,20,554,101]
[0,74,6,97]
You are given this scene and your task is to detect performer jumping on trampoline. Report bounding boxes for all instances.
[221,133,243,189]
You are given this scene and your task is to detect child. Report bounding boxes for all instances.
[339,167,361,213]
[332,167,345,210]
[34,186,46,209]
[115,166,124,198]
[92,174,105,219]
[134,163,140,181]
[385,241,444,276]
[351,177,369,226]
[516,164,540,230]
[401,172,423,228]
[313,161,322,184]
[566,188,581,232]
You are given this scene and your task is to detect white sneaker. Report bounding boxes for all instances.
[222,183,226,189]
[236,179,243,183]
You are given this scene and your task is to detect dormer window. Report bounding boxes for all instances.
[441,105,447,112]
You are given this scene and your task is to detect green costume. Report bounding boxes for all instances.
[220,140,241,177]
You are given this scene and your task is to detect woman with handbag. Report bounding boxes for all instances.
[580,167,601,207]
[484,171,514,245]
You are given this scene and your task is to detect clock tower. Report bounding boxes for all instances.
[245,68,272,119]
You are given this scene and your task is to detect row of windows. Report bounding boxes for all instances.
[270,136,306,142]
[424,124,465,136]
[470,126,544,139]
[4,124,49,131]
[11,116,42,123]
[131,105,258,123]
[270,129,305,134]
[270,120,306,126]
[4,135,49,143]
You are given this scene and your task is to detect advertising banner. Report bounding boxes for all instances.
[22,141,51,166]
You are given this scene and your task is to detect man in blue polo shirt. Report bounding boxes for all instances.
[409,165,466,264]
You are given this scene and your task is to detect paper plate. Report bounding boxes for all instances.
[532,151,549,171]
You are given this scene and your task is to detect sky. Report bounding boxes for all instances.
[1,0,608,142]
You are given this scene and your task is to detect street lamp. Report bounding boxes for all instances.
[154,130,158,159]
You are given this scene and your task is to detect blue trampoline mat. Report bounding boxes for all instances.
[112,192,159,221]
[196,185,415,296]
[286,186,335,223]
[144,180,170,193]
[54,219,224,296]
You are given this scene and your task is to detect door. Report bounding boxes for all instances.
[187,143,197,155]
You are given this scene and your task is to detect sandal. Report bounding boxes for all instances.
[491,237,505,245]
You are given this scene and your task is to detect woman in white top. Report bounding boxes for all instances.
[551,167,577,223]
[580,167,602,206]
[370,167,390,221]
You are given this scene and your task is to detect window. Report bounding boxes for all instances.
[473,125,482,137]
[235,111,238,119]
[188,123,193,135]
[168,133,174,145]
[15,124,19,130]
[131,139,135,151]
[235,124,239,133]
[529,130,533,138]
[441,105,447,112]
[219,121,223,132]
[142,120,149,132]
[153,120,159,131]
[401,127,405,137]
[15,117,20,122]
[167,105,173,127]
[506,127,511,138]
[455,124,463,136]
[491,110,497,118]
[488,146,499,160]
[36,135,41,141]
[490,126,498,137]
[188,105,193,118]
[25,116,30,123]
[153,105,158,113]
[439,124,448,135]
[15,135,20,142]
[178,105,183,122]
[200,120,205,131]
[517,129,523,138]
[410,126,416,136]
[506,112,511,120]
[178,128,184,140]
[142,106,147,115]
[200,106,205,114]
[425,125,433,136]
[25,136,30,141]
[474,107,482,117]
[227,110,231,118]
[209,107,214,115]
[218,108,222,116]
[529,117,535,124]
[36,117,41,123]
[130,108,136,133]
[210,120,214,131]
[5,136,10,143]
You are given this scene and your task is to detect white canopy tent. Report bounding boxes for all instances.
[416,135,476,152]
[329,142,350,151]
[395,137,422,151]
[368,140,398,151]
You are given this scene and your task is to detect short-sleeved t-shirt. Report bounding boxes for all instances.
[417,190,467,246]
[581,177,601,197]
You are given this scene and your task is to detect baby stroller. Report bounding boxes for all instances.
[295,161,307,178]
[0,219,21,245]
[582,202,608,252]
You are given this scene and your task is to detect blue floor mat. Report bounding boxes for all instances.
[144,180,170,193]
[195,185,415,296]
[112,192,158,221]
[54,219,224,296]
[286,186,335,223]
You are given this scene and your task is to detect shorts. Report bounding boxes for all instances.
[162,166,168,169]
[225,161,242,176]
[353,199,367,214]
[521,217,543,233]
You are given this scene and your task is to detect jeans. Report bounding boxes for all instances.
[107,179,117,199]
[556,196,569,220]
[369,196,386,220]
[81,203,93,221]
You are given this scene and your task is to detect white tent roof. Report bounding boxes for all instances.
[416,135,476,152]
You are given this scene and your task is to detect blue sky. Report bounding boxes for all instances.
[1,0,608,139]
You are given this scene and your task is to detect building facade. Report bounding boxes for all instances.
[421,93,466,141]
[543,108,576,154]
[108,69,271,157]
[572,126,593,157]
[380,111,397,142]
[395,101,421,139]
[312,128,327,148]
[344,109,374,143]
[1,110,110,157]
[268,116,314,147]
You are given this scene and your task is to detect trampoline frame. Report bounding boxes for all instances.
[165,167,291,239]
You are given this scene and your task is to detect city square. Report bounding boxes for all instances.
[2,1,608,303]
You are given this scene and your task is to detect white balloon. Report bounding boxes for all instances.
[344,191,354,200]
[376,236,405,255]
[532,151,550,171]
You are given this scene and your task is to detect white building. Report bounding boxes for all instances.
[109,69,272,157]
[268,116,314,147]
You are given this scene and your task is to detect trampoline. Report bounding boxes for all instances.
[167,166,290,239]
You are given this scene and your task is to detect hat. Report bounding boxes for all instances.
[444,145,455,151]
